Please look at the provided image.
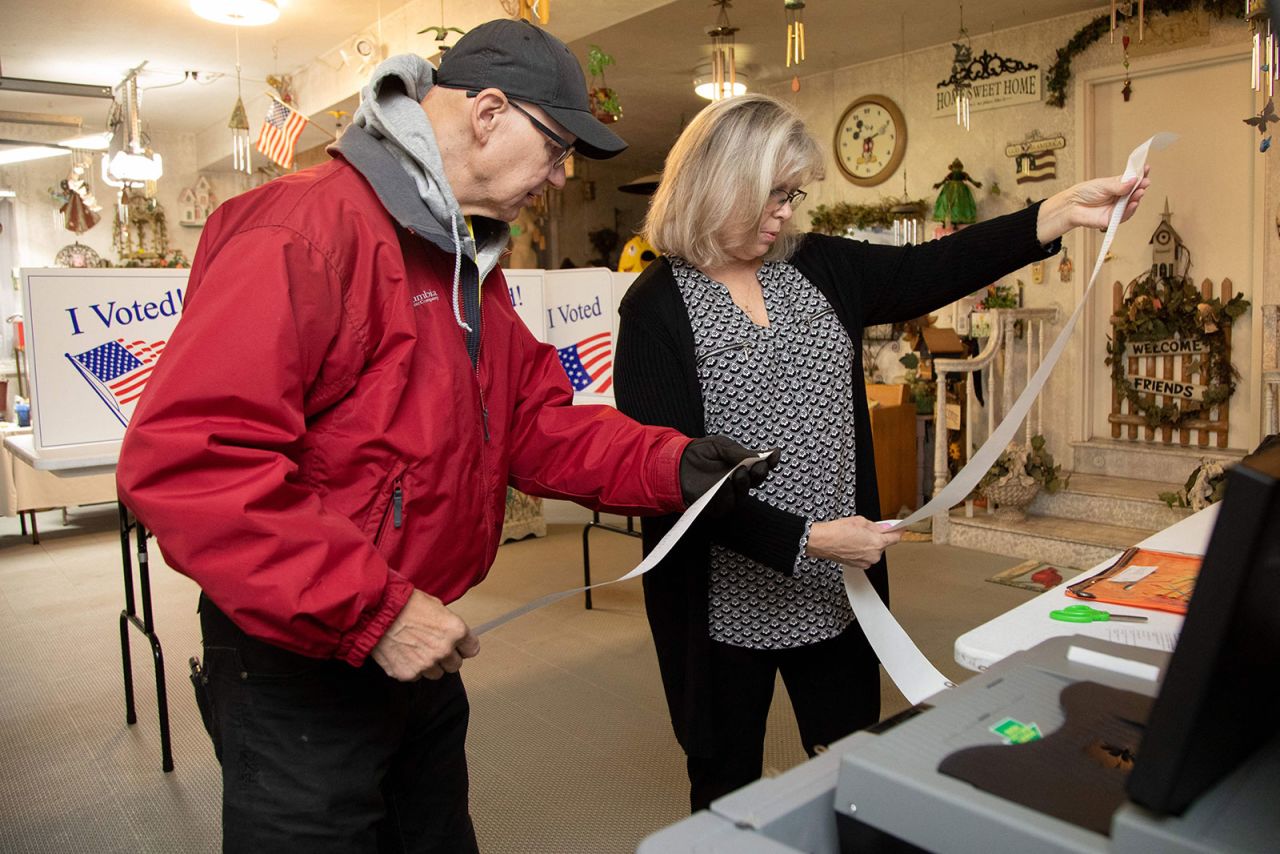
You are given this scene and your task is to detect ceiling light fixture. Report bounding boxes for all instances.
[58,132,112,151]
[190,0,280,27]
[0,141,72,166]
[693,64,748,101]
[0,131,108,166]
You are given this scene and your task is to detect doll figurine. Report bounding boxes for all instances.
[932,158,983,229]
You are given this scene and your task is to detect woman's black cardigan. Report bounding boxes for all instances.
[613,203,1060,756]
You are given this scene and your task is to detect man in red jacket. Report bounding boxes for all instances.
[117,20,772,852]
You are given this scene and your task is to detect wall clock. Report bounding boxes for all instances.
[833,94,906,187]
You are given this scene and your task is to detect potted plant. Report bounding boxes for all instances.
[969,282,1019,339]
[586,45,621,123]
[897,352,935,415]
[976,434,1068,520]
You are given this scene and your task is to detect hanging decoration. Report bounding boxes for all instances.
[948,2,973,129]
[51,154,103,235]
[1244,98,1277,152]
[1120,29,1134,101]
[1005,131,1065,184]
[113,186,171,262]
[265,73,296,106]
[102,66,163,196]
[1110,0,1146,45]
[706,0,740,103]
[419,0,467,54]
[1058,248,1074,283]
[933,47,1041,121]
[1046,2,1235,109]
[890,172,926,246]
[1248,0,1276,96]
[932,158,982,230]
[785,0,806,91]
[230,96,251,172]
[227,28,251,174]
[586,45,621,123]
[58,178,101,235]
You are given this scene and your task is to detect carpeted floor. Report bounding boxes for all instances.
[0,505,1033,853]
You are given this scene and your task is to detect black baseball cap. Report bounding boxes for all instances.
[436,19,627,160]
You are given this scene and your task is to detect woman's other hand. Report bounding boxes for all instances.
[805,516,902,569]
[1035,165,1151,244]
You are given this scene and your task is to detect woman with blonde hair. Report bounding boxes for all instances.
[614,93,1148,811]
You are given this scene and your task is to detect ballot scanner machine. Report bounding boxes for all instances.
[639,444,1280,854]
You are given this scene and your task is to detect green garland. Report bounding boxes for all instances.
[1047,0,1237,108]
[1105,274,1249,428]
[809,198,928,235]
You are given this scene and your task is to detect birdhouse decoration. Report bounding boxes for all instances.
[1148,199,1187,280]
[177,175,217,227]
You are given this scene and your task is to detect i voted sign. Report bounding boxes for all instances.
[542,269,614,396]
[21,268,189,454]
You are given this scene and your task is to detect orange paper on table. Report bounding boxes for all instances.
[1065,547,1201,615]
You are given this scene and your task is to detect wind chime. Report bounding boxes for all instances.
[1249,0,1278,97]
[1245,1,1278,152]
[1109,1,1145,45]
[230,29,252,174]
[707,0,739,102]
[785,0,805,92]
[890,173,925,247]
[950,2,973,130]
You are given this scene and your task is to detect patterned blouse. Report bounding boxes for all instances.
[672,257,859,650]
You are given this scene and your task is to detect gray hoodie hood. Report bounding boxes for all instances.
[338,54,507,335]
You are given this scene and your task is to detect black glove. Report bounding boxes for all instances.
[679,435,781,517]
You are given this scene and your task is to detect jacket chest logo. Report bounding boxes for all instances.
[412,289,440,307]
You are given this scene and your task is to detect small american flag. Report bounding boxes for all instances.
[65,338,166,427]
[256,98,308,169]
[557,331,612,393]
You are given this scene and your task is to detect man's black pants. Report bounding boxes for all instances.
[686,623,881,812]
[196,596,479,853]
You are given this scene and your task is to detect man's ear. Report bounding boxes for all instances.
[470,88,508,144]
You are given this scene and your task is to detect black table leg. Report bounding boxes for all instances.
[581,513,642,610]
[117,502,174,772]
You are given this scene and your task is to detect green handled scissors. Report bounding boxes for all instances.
[1049,604,1148,623]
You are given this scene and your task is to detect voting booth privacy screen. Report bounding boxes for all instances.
[19,266,624,460]
[1126,441,1280,814]
[21,268,188,456]
[503,268,638,403]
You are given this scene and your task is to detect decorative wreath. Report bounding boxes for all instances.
[1105,274,1249,428]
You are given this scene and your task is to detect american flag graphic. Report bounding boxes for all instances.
[65,338,166,427]
[557,331,613,393]
[1015,152,1056,184]
[256,99,308,169]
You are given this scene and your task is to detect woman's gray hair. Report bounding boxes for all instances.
[645,94,824,269]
